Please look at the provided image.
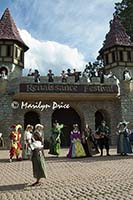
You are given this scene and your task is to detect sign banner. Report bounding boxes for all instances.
[20,83,118,93]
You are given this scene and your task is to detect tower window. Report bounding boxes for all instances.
[119,51,123,61]
[105,54,109,65]
[127,51,131,61]
[15,46,18,58]
[112,51,116,62]
[15,47,20,58]
[7,45,11,57]
[20,50,24,62]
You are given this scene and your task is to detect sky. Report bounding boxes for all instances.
[0,0,121,75]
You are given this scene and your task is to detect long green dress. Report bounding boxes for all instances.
[49,124,64,156]
[31,140,47,179]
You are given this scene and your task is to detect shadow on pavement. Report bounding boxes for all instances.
[0,159,22,163]
[0,183,27,191]
[46,154,133,163]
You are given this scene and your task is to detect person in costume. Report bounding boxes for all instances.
[49,121,64,156]
[0,133,4,147]
[117,120,132,156]
[9,124,22,162]
[82,124,99,157]
[22,124,33,160]
[30,131,46,186]
[16,124,22,159]
[35,124,44,144]
[67,124,86,158]
[95,120,111,156]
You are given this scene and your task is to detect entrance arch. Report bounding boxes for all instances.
[95,110,110,130]
[52,107,81,147]
[24,111,40,130]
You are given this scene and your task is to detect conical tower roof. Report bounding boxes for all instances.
[100,16,132,52]
[0,8,29,51]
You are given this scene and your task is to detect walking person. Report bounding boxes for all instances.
[95,120,111,156]
[30,131,47,186]
[9,124,22,162]
[82,124,99,157]
[22,124,33,160]
[67,124,86,158]
[117,121,132,156]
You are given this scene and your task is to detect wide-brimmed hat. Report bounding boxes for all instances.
[26,124,33,130]
[117,120,129,128]
[35,124,44,129]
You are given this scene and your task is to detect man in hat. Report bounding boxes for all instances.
[95,120,111,156]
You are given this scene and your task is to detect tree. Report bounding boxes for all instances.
[114,0,133,41]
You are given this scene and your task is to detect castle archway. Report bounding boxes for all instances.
[52,107,81,147]
[24,111,40,130]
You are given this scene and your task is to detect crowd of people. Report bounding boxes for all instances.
[3,118,132,186]
[27,62,132,84]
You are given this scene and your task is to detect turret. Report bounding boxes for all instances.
[99,16,133,81]
[0,8,29,80]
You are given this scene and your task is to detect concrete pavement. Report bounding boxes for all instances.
[0,148,133,200]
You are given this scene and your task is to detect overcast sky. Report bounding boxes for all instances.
[0,0,121,75]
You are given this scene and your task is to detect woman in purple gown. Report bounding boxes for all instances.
[67,124,86,158]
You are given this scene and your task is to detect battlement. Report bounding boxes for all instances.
[18,76,117,85]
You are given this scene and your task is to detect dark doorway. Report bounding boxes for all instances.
[95,111,104,130]
[24,111,40,130]
[52,108,81,147]
[95,110,110,130]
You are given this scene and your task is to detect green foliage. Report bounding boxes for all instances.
[114,0,133,41]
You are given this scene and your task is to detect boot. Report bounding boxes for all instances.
[106,149,110,156]
[100,149,103,156]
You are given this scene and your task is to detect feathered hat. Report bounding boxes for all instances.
[16,124,22,131]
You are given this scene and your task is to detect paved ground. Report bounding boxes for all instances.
[0,148,133,200]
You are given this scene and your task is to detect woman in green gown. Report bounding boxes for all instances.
[49,122,64,156]
[30,131,47,186]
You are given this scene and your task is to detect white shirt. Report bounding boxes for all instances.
[30,141,43,150]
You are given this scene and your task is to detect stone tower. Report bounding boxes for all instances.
[99,16,133,81]
[0,8,29,148]
[0,8,29,80]
[99,16,133,128]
